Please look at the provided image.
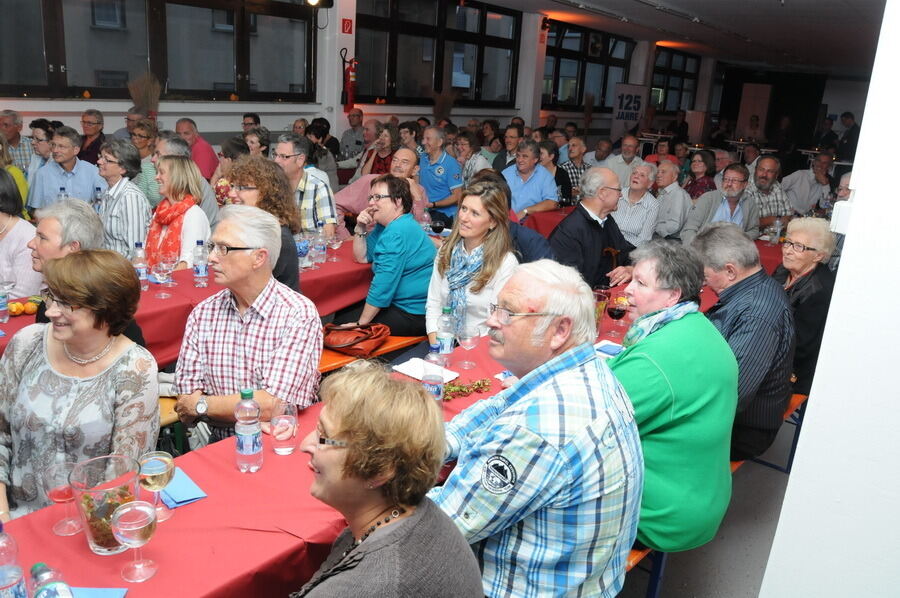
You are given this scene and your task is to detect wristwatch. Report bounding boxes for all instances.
[195,395,208,416]
[523,208,529,216]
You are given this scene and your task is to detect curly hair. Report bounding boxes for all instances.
[229,154,301,233]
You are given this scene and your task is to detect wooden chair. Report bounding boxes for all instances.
[751,392,809,474]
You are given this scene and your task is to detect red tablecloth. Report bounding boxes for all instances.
[523,207,573,238]
[7,350,493,597]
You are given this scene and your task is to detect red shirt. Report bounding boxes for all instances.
[191,135,220,179]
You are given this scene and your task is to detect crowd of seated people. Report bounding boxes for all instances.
[0,104,853,595]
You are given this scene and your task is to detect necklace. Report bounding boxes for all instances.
[342,506,406,559]
[63,337,115,365]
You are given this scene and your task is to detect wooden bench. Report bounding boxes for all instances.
[158,397,189,455]
[318,335,427,373]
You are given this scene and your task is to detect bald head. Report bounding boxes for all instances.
[390,147,419,178]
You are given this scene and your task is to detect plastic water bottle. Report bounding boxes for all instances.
[29,563,73,598]
[132,242,149,291]
[91,187,103,214]
[0,523,26,598]
[423,345,446,401]
[192,240,209,287]
[770,217,783,246]
[312,221,327,266]
[234,388,263,473]
[0,284,9,324]
[55,187,68,203]
[436,307,455,355]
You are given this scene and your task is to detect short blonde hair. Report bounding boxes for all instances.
[321,362,446,506]
[157,155,204,202]
[786,217,835,257]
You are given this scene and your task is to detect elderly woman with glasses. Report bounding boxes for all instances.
[293,362,483,597]
[96,139,151,259]
[130,118,162,207]
[607,239,738,553]
[772,217,836,394]
[0,250,159,520]
[454,131,491,187]
[337,174,436,336]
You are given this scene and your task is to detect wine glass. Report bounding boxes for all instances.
[327,236,342,262]
[41,462,82,536]
[419,209,432,232]
[151,262,173,299]
[160,253,179,287]
[430,221,445,235]
[455,327,479,370]
[605,294,629,338]
[139,451,175,523]
[110,501,158,583]
[593,286,610,338]
[271,401,298,455]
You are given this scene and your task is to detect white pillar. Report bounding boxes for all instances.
[516,12,546,127]
[628,41,653,86]
[321,0,356,138]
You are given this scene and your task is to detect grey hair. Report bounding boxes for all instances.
[517,139,540,158]
[840,171,852,185]
[424,125,445,142]
[514,259,595,346]
[275,133,311,157]
[127,106,146,117]
[630,239,704,302]
[632,162,657,181]
[657,159,679,176]
[0,110,21,126]
[175,117,198,131]
[53,126,82,148]
[690,222,760,271]
[580,167,609,199]
[100,138,141,179]
[156,131,191,158]
[36,199,104,249]
[713,148,731,160]
[786,217,836,257]
[217,205,281,270]
[83,108,104,124]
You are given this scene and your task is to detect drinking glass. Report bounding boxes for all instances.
[69,454,140,556]
[139,451,175,523]
[111,501,158,583]
[327,236,342,262]
[42,462,82,536]
[151,263,172,299]
[593,286,610,337]
[160,253,179,287]
[605,293,629,338]
[455,327,479,370]
[419,209,432,232]
[271,401,298,455]
[430,221,445,235]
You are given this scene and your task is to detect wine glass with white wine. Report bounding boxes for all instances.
[111,500,158,583]
[139,451,175,523]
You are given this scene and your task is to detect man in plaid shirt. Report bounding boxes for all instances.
[273,133,338,237]
[560,136,590,205]
[175,205,322,442]
[428,260,643,597]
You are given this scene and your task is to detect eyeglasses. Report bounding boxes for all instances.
[489,303,559,326]
[781,240,818,253]
[367,193,393,202]
[317,434,348,448]
[97,155,120,164]
[229,184,258,192]
[80,120,101,126]
[602,186,622,195]
[130,132,152,140]
[241,122,256,127]
[204,241,259,256]
[722,177,747,185]
[271,152,301,160]
[40,290,78,314]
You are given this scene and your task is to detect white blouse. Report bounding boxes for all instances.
[151,204,210,267]
[0,218,44,299]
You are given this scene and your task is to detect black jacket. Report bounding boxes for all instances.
[548,204,633,287]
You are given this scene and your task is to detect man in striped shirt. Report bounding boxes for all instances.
[428,260,643,597]
[691,222,795,460]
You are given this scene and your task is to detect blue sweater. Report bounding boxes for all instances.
[366,213,436,314]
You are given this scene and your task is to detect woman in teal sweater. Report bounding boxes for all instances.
[342,174,436,336]
[608,239,738,553]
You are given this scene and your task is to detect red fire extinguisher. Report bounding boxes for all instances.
[341,48,357,113]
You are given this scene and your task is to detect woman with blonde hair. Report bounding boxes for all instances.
[0,133,27,205]
[148,155,210,269]
[293,362,482,597]
[425,180,518,342]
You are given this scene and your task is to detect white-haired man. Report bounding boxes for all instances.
[0,110,32,173]
[654,159,692,240]
[174,205,322,442]
[429,259,642,597]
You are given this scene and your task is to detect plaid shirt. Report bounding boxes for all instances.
[7,136,32,175]
[428,343,643,597]
[295,168,338,233]
[745,180,792,219]
[560,159,590,192]
[175,277,322,418]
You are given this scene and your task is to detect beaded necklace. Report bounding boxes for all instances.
[342,506,406,559]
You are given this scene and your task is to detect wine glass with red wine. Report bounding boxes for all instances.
[430,221,445,235]
[42,462,83,536]
[605,293,629,338]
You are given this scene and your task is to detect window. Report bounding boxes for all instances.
[356,0,520,107]
[542,20,633,111]
[651,48,700,113]
[0,0,317,102]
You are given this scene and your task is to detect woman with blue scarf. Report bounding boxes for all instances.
[608,239,738,554]
[425,181,517,343]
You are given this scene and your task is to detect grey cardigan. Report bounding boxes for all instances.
[680,190,760,245]
[291,498,483,597]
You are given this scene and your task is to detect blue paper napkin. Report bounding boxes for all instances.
[595,341,624,356]
[72,588,127,598]
[160,467,207,508]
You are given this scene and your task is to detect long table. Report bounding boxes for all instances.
[6,343,501,596]
[0,243,372,366]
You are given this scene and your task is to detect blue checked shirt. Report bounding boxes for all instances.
[294,167,337,233]
[428,343,643,597]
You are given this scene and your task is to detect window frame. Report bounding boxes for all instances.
[541,19,634,113]
[355,0,521,108]
[651,47,700,115]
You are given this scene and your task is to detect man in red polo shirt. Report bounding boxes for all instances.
[176,118,219,179]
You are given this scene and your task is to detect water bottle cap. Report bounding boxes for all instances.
[429,344,440,352]
[135,241,143,248]
[196,239,204,245]
[442,306,452,314]
[30,562,50,576]
[240,388,254,400]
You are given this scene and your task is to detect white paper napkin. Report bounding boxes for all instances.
[393,358,459,383]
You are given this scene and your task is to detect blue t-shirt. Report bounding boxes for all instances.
[27,158,107,210]
[419,151,463,217]
[502,164,558,214]
[366,213,436,314]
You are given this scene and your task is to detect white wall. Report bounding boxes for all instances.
[759,2,900,595]
[821,77,870,129]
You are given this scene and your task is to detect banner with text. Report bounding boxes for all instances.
[610,84,649,143]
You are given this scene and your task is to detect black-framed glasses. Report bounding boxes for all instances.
[40,290,78,314]
[204,241,259,256]
[272,152,301,160]
[489,303,559,326]
[97,155,120,165]
[722,177,747,185]
[781,240,818,253]
[241,121,256,127]
[367,193,393,202]
[229,184,258,192]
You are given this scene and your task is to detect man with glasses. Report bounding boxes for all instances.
[745,155,793,228]
[680,162,760,245]
[491,124,522,172]
[175,117,219,179]
[241,112,261,133]
[26,118,61,183]
[712,148,735,189]
[429,259,643,597]
[27,126,106,212]
[0,110,33,174]
[272,133,337,237]
[548,128,570,164]
[77,109,106,165]
[174,205,322,444]
[550,167,635,287]
[112,106,147,141]
[339,108,365,160]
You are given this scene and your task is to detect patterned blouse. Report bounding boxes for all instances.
[0,324,160,518]
[683,175,717,200]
